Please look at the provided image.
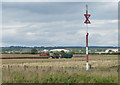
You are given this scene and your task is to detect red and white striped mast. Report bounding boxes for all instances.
[84,4,91,71]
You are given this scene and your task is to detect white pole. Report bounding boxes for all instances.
[86,33,89,71]
[84,4,91,71]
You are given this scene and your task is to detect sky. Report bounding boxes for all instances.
[1,2,118,47]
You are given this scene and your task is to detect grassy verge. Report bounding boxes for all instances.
[2,67,118,83]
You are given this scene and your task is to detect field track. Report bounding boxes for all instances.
[1,54,85,59]
[2,55,118,68]
[1,54,49,59]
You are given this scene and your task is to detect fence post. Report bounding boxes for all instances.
[24,65,27,70]
[36,66,38,70]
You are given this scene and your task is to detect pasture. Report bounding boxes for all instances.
[1,54,118,83]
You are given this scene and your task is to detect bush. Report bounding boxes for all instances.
[31,49,38,54]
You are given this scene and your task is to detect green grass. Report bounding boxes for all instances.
[2,68,118,83]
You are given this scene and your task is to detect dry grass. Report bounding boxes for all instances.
[2,54,118,83]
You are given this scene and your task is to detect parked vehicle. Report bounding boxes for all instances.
[39,52,73,59]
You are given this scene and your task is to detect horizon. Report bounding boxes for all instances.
[1,45,118,48]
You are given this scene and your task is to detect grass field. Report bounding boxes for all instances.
[1,54,118,83]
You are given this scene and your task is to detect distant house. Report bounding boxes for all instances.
[105,49,118,53]
[95,49,118,54]
[42,49,49,52]
[50,49,69,52]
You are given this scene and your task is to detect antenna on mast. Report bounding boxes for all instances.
[86,4,88,14]
[84,4,91,71]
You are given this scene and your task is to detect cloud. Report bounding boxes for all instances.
[2,0,119,2]
[2,2,118,46]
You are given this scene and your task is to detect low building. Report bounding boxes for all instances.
[50,49,69,52]
[42,49,49,52]
[95,49,118,54]
[105,49,118,53]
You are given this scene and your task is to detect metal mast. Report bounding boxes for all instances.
[84,4,91,71]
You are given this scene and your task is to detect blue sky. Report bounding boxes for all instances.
[1,2,118,47]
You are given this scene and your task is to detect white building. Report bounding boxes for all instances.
[105,49,118,53]
[50,49,69,52]
[42,49,49,52]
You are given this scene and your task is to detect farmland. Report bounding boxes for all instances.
[1,54,118,83]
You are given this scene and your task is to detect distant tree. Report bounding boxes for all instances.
[31,48,38,54]
[60,50,65,54]
[108,50,113,53]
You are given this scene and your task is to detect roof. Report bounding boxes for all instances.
[50,49,69,52]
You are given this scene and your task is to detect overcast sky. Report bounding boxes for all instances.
[1,2,118,47]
